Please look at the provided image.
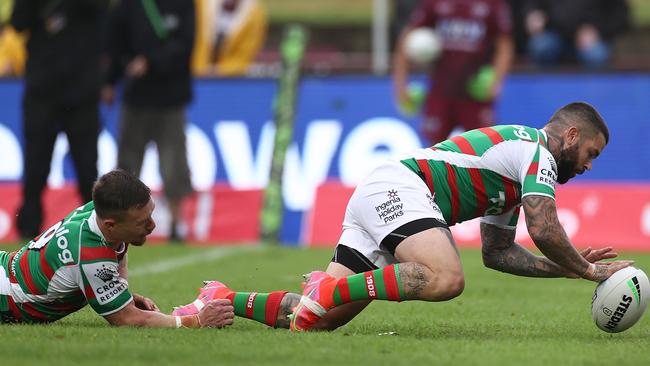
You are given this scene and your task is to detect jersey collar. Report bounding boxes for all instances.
[538,129,548,147]
[88,210,105,241]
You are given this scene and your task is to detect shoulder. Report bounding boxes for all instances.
[43,215,106,267]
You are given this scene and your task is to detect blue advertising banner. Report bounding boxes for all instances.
[1,74,649,243]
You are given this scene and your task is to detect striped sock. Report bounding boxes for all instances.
[331,264,405,306]
[226,291,287,328]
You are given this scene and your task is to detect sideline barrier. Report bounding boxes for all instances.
[0,183,648,251]
[305,182,650,251]
[0,184,262,244]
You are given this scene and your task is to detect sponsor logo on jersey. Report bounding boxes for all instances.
[603,294,633,330]
[547,156,558,175]
[536,155,557,188]
[94,264,114,282]
[375,190,404,223]
[438,19,485,50]
[83,262,128,305]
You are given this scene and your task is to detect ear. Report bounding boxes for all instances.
[103,218,117,230]
[564,126,580,146]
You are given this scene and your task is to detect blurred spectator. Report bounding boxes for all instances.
[192,0,267,76]
[0,24,25,77]
[103,0,195,241]
[393,0,514,144]
[390,0,420,49]
[523,0,630,69]
[11,0,106,238]
[0,0,25,77]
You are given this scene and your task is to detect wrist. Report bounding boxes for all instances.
[177,315,201,328]
[581,263,595,280]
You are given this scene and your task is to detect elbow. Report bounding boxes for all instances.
[527,217,549,242]
[528,225,553,250]
[480,247,499,271]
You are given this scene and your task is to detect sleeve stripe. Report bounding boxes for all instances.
[521,192,556,200]
[98,296,134,316]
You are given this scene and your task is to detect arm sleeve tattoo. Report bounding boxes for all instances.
[480,222,568,277]
[521,195,590,276]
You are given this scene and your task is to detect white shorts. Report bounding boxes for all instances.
[338,160,448,269]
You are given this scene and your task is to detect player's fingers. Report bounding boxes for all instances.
[580,247,592,256]
[609,260,634,274]
[593,247,613,255]
[209,299,232,306]
[208,301,234,312]
[598,252,618,260]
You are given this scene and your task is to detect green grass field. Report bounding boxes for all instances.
[1,243,649,365]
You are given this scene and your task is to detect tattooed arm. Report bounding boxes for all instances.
[523,195,632,282]
[480,222,568,277]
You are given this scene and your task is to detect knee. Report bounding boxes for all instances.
[438,273,465,300]
[423,271,465,301]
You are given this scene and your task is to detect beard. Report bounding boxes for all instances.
[556,143,580,184]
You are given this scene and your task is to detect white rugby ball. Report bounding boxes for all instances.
[591,267,649,333]
[404,27,442,64]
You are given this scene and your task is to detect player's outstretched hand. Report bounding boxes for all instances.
[580,246,618,263]
[582,260,635,282]
[197,299,235,328]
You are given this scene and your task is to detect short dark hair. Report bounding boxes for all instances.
[92,169,151,221]
[547,102,609,143]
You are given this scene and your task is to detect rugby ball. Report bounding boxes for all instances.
[404,28,442,64]
[591,267,649,333]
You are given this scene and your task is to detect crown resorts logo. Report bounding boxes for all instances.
[94,264,114,282]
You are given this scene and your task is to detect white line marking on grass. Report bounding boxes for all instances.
[129,246,264,278]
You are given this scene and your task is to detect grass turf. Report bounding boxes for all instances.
[0,243,649,365]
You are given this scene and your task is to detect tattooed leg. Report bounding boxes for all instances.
[394,227,465,301]
[274,293,301,329]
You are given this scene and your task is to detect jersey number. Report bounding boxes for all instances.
[27,221,63,250]
[513,125,533,141]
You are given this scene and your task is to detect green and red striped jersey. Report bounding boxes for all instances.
[400,125,556,227]
[0,202,133,323]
